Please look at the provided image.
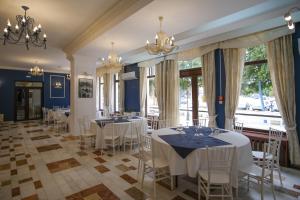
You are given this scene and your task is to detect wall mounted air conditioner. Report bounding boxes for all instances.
[121,71,137,80]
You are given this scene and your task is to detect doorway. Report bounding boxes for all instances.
[15,81,43,121]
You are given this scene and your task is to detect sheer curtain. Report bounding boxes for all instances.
[118,69,125,114]
[139,67,147,116]
[267,35,300,166]
[155,60,179,126]
[224,48,245,130]
[202,51,216,127]
[103,73,112,116]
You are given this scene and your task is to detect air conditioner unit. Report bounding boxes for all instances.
[121,71,137,80]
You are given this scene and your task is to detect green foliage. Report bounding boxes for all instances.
[241,45,273,96]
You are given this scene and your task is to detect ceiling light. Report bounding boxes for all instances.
[101,42,122,67]
[145,16,178,55]
[284,12,292,21]
[288,20,295,30]
[29,62,44,76]
[0,6,47,50]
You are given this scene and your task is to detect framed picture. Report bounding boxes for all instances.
[50,75,65,98]
[78,78,93,98]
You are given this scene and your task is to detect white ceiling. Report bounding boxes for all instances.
[0,0,300,71]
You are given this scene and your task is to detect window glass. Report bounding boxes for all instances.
[114,73,119,112]
[236,45,284,131]
[198,76,208,118]
[178,57,202,70]
[99,76,104,110]
[179,77,192,125]
[146,76,158,116]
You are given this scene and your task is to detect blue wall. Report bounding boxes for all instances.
[292,22,300,143]
[215,49,226,128]
[124,64,140,112]
[0,69,70,121]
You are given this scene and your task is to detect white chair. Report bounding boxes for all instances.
[42,107,48,124]
[123,121,139,152]
[198,146,236,200]
[53,111,68,133]
[102,122,120,155]
[240,143,276,200]
[193,118,207,127]
[140,135,174,199]
[252,128,283,186]
[78,118,96,150]
[234,122,244,133]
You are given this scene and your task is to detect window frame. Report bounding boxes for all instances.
[98,76,104,111]
[113,73,120,112]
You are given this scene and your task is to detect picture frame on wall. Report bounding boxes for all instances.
[50,75,65,98]
[78,78,93,98]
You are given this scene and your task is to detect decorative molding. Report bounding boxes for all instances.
[0,66,69,74]
[63,0,153,55]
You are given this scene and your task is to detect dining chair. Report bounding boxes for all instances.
[123,121,139,152]
[234,122,244,133]
[198,146,236,200]
[78,117,96,150]
[140,135,174,199]
[42,107,48,124]
[252,128,283,186]
[240,142,276,200]
[103,122,120,156]
[193,118,207,127]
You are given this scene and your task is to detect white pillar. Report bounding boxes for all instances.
[67,54,97,135]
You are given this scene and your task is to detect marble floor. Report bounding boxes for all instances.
[0,120,299,200]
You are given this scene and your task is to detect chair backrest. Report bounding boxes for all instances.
[205,146,236,184]
[193,118,207,127]
[139,134,152,161]
[152,118,159,130]
[78,118,86,135]
[260,142,275,177]
[158,120,167,129]
[234,122,244,133]
[268,128,283,162]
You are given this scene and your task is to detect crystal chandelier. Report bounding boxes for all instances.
[29,63,44,76]
[1,6,47,50]
[145,16,178,55]
[101,42,122,67]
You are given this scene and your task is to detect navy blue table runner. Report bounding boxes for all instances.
[95,118,130,128]
[159,127,230,159]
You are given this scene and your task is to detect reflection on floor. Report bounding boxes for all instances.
[0,120,299,200]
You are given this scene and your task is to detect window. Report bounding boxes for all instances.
[179,57,207,125]
[114,73,119,112]
[98,76,104,111]
[235,44,284,131]
[146,66,158,116]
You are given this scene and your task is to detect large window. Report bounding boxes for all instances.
[235,45,284,131]
[114,73,119,112]
[179,57,207,125]
[146,66,158,116]
[98,76,104,111]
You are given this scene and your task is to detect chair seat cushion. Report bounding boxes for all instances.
[252,151,273,160]
[198,170,230,184]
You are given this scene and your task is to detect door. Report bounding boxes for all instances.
[15,82,43,121]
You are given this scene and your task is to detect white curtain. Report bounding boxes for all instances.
[224,48,245,130]
[103,73,112,115]
[202,51,217,127]
[155,60,179,127]
[139,67,147,116]
[267,35,300,166]
[119,68,125,114]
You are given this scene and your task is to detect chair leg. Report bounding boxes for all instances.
[277,166,283,187]
[260,179,264,200]
[137,158,141,180]
[170,175,174,191]
[222,185,224,200]
[247,175,250,191]
[270,175,276,200]
[153,169,157,200]
[141,164,145,188]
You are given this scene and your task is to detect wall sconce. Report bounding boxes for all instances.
[66,74,71,80]
[54,81,62,89]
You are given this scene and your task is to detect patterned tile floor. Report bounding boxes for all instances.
[0,120,300,200]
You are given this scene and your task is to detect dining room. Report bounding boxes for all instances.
[1,0,300,200]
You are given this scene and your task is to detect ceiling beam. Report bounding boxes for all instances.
[63,0,153,56]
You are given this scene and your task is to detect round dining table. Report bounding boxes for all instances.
[151,127,253,188]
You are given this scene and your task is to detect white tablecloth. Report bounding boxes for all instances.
[91,118,147,149]
[151,128,253,187]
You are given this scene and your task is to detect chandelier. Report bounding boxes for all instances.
[1,6,47,50]
[145,16,178,55]
[284,7,299,30]
[29,64,44,76]
[101,42,122,67]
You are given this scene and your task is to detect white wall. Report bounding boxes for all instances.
[69,54,97,135]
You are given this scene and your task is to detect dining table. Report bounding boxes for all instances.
[151,126,253,188]
[90,116,147,149]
